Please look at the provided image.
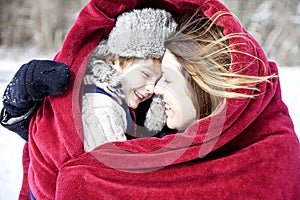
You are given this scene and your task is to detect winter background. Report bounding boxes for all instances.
[0,0,300,199]
[1,51,299,200]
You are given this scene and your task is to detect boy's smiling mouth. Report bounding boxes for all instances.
[134,90,146,101]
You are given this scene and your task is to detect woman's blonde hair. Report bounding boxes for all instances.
[165,11,275,119]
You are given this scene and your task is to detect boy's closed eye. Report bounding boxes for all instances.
[142,71,150,78]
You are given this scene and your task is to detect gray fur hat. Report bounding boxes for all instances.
[107,8,177,59]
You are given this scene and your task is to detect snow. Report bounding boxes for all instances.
[278,67,300,134]
[0,59,29,200]
[0,58,299,199]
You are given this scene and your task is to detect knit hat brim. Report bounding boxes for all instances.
[107,8,177,59]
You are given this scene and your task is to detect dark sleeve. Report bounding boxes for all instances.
[0,103,38,141]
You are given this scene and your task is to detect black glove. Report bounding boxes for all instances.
[1,60,71,140]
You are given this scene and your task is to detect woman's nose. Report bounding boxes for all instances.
[154,84,164,96]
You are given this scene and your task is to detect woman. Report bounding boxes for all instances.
[155,12,275,131]
[4,0,299,199]
[55,2,299,200]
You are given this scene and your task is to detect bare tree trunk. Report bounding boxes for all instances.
[1,0,299,65]
[221,0,300,66]
[0,0,87,53]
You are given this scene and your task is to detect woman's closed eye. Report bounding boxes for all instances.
[164,79,171,84]
[160,75,171,84]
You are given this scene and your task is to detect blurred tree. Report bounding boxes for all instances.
[0,0,32,47]
[0,0,299,65]
[0,0,87,54]
[221,0,300,66]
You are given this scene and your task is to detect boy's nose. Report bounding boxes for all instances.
[145,82,155,94]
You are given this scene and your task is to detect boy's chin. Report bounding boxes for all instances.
[126,99,138,109]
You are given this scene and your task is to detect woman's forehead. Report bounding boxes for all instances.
[161,50,181,73]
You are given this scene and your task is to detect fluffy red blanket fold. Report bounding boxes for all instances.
[19,0,300,199]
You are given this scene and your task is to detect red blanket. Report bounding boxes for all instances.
[19,0,300,199]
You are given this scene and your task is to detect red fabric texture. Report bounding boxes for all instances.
[18,143,30,200]
[19,0,300,199]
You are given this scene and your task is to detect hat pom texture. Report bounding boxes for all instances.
[144,95,167,132]
[107,8,177,59]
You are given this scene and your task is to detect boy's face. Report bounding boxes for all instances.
[121,59,162,109]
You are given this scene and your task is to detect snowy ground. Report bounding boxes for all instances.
[0,57,299,199]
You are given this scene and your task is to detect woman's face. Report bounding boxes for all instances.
[154,50,196,131]
[119,59,162,109]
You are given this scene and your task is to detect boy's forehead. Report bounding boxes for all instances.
[125,58,162,73]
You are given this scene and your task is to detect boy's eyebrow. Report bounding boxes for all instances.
[142,66,161,74]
